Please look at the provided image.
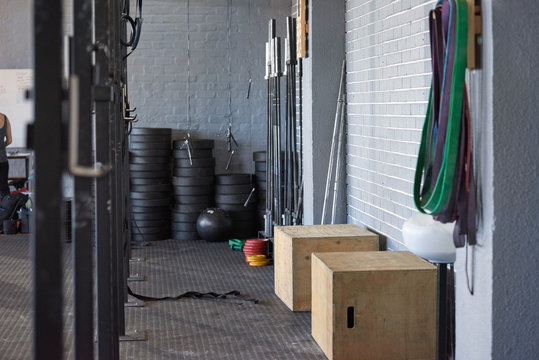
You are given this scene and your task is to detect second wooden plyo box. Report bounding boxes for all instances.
[274,224,379,311]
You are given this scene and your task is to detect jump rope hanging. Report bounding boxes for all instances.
[413,0,476,248]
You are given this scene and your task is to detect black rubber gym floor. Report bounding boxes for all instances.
[0,235,326,359]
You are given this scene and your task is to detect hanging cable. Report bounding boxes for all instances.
[246,0,253,99]
[223,0,239,170]
[186,0,191,132]
[121,0,143,59]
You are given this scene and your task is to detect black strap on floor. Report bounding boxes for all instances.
[127,286,259,304]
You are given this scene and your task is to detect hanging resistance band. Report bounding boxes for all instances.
[414,0,476,247]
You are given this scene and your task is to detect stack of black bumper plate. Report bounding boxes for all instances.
[171,139,215,240]
[253,151,267,231]
[129,128,172,242]
[214,173,257,239]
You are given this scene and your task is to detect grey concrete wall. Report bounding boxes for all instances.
[127,0,290,174]
[344,0,435,249]
[0,0,32,69]
[489,0,539,358]
[301,0,346,225]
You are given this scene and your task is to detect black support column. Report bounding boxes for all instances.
[73,0,95,358]
[32,0,65,359]
[95,0,120,358]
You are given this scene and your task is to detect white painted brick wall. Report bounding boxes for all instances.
[345,0,435,249]
[128,0,290,173]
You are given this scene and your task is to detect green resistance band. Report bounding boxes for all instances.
[414,0,468,215]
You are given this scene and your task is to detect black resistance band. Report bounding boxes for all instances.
[128,286,259,304]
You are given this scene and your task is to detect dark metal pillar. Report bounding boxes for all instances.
[113,0,127,336]
[95,0,119,358]
[32,0,64,359]
[73,0,95,358]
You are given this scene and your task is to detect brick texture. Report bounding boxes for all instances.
[128,0,290,173]
[345,0,435,249]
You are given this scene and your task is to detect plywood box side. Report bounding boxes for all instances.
[316,251,436,272]
[275,224,376,239]
[332,268,436,360]
[291,238,379,311]
[311,253,334,359]
[274,230,295,310]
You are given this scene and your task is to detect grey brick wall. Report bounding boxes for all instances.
[128,0,290,173]
[344,0,435,249]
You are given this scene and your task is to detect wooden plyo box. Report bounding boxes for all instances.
[311,251,437,360]
[274,224,379,311]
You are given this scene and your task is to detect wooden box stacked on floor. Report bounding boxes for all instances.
[274,224,379,311]
[311,251,437,360]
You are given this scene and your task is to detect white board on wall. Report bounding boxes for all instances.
[0,69,33,148]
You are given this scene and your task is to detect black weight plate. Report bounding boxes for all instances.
[228,212,256,222]
[215,193,256,205]
[130,184,171,193]
[129,163,169,172]
[172,231,200,241]
[130,155,170,164]
[174,194,213,204]
[232,220,257,231]
[173,203,208,213]
[129,142,171,150]
[131,212,170,221]
[132,233,170,242]
[130,205,170,213]
[172,211,201,222]
[131,198,171,207]
[129,149,170,157]
[214,184,254,195]
[130,177,170,185]
[172,139,214,150]
[131,219,170,227]
[130,134,171,143]
[172,176,214,186]
[174,158,215,168]
[255,171,268,180]
[172,149,213,159]
[215,173,253,185]
[131,226,169,234]
[215,203,256,212]
[131,127,171,136]
[254,162,267,172]
[173,167,214,177]
[171,222,198,232]
[229,229,257,239]
[253,151,266,162]
[173,185,213,196]
[129,170,170,179]
[130,191,170,200]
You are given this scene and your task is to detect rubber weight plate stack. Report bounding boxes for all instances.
[171,138,215,240]
[129,128,172,242]
[214,173,257,239]
[253,151,267,230]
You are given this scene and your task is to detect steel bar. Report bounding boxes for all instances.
[321,60,345,225]
[273,37,282,226]
[73,0,95,357]
[32,0,64,358]
[331,93,346,224]
[295,58,303,225]
[265,20,275,237]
